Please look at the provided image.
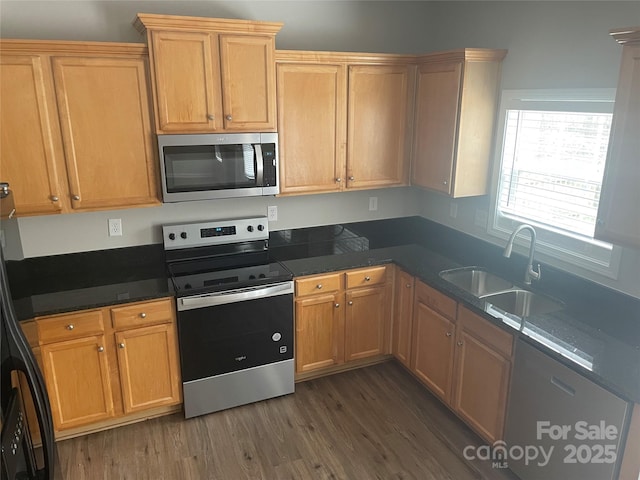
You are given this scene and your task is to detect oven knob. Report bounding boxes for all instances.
[259,273,266,278]
[184,283,192,289]
[257,224,264,231]
[180,232,187,239]
[247,225,254,232]
[272,332,282,342]
[249,275,256,280]
[168,233,175,240]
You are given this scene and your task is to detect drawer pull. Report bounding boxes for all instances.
[406,283,412,288]
[457,341,463,346]
[316,284,322,289]
[335,303,340,308]
[118,343,125,349]
[348,301,353,306]
[550,376,576,396]
[364,276,371,282]
[445,332,452,337]
[97,346,104,353]
[66,324,74,331]
[140,312,147,319]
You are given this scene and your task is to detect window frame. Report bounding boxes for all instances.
[487,89,621,279]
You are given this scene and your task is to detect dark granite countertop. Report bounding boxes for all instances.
[7,217,640,404]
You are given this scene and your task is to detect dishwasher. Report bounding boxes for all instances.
[505,339,630,480]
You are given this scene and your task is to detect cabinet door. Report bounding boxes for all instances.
[412,61,462,194]
[277,62,346,194]
[149,30,222,132]
[392,269,414,367]
[453,325,511,443]
[41,335,114,431]
[347,65,411,189]
[219,35,276,131]
[595,44,640,248]
[345,285,389,361]
[295,292,344,373]
[115,323,181,414]
[52,56,160,211]
[0,55,66,215]
[410,301,456,403]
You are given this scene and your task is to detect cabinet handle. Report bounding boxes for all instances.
[207,114,215,120]
[457,341,463,346]
[406,283,411,288]
[335,303,340,308]
[118,343,125,349]
[51,196,59,202]
[97,346,104,352]
[140,312,147,318]
[66,324,74,330]
[72,195,80,201]
[445,332,452,337]
[348,176,355,181]
[348,301,353,306]
[316,284,322,289]
[226,115,232,121]
[364,276,371,282]
[443,180,448,186]
[336,178,342,183]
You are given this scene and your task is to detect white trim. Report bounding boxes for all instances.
[488,89,621,280]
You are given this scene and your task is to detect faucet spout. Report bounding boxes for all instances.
[503,224,541,285]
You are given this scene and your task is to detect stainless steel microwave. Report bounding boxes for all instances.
[157,133,279,202]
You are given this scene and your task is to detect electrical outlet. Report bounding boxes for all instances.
[369,197,378,211]
[450,202,458,219]
[108,218,122,237]
[267,205,278,221]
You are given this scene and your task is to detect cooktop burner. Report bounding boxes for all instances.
[163,216,292,296]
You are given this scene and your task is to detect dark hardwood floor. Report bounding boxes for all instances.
[54,361,519,479]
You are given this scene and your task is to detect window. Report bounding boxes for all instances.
[489,90,621,278]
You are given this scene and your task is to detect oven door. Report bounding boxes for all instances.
[176,282,294,382]
[158,133,278,202]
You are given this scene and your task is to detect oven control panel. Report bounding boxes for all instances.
[163,216,269,250]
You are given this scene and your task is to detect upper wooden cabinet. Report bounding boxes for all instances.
[276,51,414,195]
[412,49,506,197]
[135,14,281,134]
[0,40,160,216]
[595,28,640,248]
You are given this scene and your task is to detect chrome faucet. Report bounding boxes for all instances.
[503,224,541,285]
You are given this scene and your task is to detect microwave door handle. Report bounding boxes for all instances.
[254,144,264,186]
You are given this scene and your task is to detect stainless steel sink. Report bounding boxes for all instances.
[484,289,564,317]
[439,267,514,298]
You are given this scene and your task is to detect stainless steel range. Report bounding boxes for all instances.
[163,216,294,419]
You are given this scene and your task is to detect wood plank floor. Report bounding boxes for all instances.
[54,361,519,479]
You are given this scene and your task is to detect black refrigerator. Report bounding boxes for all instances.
[0,184,56,479]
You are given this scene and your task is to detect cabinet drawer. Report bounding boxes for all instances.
[111,298,174,330]
[296,273,343,297]
[36,310,104,344]
[345,266,387,289]
[458,306,513,358]
[415,281,457,320]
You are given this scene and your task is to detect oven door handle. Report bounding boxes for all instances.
[178,281,293,310]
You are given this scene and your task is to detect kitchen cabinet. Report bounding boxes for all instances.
[453,306,513,443]
[294,266,392,378]
[412,49,506,197]
[410,281,457,402]
[392,268,415,367]
[32,298,180,437]
[410,281,513,443]
[276,51,414,195]
[135,14,281,134]
[0,40,160,216]
[595,28,640,248]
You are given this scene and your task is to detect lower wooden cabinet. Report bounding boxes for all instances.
[32,297,181,435]
[409,280,513,443]
[392,268,415,367]
[294,266,392,377]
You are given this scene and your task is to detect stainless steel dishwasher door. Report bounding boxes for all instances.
[505,339,629,480]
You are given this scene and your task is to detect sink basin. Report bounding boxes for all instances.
[439,267,514,298]
[484,289,563,317]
